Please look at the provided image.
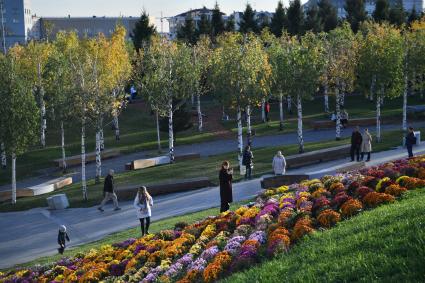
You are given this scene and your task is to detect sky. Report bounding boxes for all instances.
[31,0,306,32]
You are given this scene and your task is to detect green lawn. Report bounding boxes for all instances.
[4,201,247,271]
[222,189,425,283]
[1,127,421,212]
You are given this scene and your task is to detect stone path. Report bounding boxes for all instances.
[1,143,424,269]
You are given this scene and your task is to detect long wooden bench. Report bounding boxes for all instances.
[286,144,351,169]
[115,177,212,200]
[311,117,377,130]
[53,149,120,168]
[0,177,73,202]
[261,174,309,189]
[126,153,201,171]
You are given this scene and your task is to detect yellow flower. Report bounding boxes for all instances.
[276,185,289,193]
[235,206,248,216]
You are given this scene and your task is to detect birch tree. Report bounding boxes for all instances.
[324,23,358,140]
[286,33,322,153]
[24,41,54,148]
[358,22,404,142]
[136,36,193,163]
[211,32,271,172]
[0,48,39,204]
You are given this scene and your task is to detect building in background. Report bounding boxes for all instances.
[36,16,145,41]
[303,0,425,18]
[0,0,35,51]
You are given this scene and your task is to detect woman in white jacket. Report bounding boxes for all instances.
[272,151,287,175]
[134,186,153,236]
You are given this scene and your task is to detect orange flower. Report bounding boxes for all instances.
[384,184,407,197]
[317,209,341,228]
[340,199,363,217]
[278,210,293,227]
[291,217,315,241]
[363,192,395,208]
[329,182,345,194]
[203,251,232,283]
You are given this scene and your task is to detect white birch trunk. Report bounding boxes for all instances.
[191,93,195,106]
[100,117,104,151]
[324,84,329,113]
[279,92,284,131]
[40,95,46,148]
[246,105,252,145]
[402,74,408,131]
[370,75,376,102]
[11,153,16,204]
[297,94,304,153]
[168,99,174,163]
[81,122,87,200]
[197,94,203,132]
[1,143,6,169]
[113,114,120,141]
[95,130,101,184]
[340,83,345,107]
[287,95,292,114]
[261,98,266,123]
[156,110,162,153]
[237,106,244,175]
[376,93,382,143]
[335,88,342,140]
[60,121,67,172]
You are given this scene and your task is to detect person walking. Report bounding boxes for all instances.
[361,128,372,162]
[341,109,349,128]
[272,151,287,175]
[350,126,362,162]
[242,145,254,180]
[265,101,271,122]
[134,186,153,236]
[405,127,417,158]
[219,161,233,213]
[57,225,70,254]
[98,169,121,212]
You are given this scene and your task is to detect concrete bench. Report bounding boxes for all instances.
[261,174,309,189]
[407,105,425,113]
[46,194,69,210]
[126,153,201,171]
[286,145,351,169]
[54,149,120,168]
[311,118,376,130]
[115,177,212,200]
[0,177,72,202]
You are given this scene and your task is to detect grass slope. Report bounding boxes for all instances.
[223,189,425,283]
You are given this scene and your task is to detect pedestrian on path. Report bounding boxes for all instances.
[350,126,363,162]
[98,169,121,212]
[57,225,70,254]
[361,128,372,162]
[405,127,417,158]
[242,145,254,180]
[265,101,271,122]
[219,161,233,213]
[134,186,153,236]
[272,151,287,175]
[341,108,349,128]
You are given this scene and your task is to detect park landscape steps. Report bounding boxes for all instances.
[0,143,424,269]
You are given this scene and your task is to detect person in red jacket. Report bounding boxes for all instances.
[265,102,271,122]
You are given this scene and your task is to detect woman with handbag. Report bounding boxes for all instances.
[134,186,153,236]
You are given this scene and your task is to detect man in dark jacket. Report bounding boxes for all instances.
[219,161,233,213]
[98,169,121,212]
[242,145,254,180]
[350,126,363,162]
[405,127,417,158]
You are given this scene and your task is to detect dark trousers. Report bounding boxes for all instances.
[407,145,414,158]
[139,217,151,235]
[350,145,361,161]
[265,111,270,122]
[245,166,252,179]
[220,201,229,213]
[58,243,66,254]
[361,152,371,161]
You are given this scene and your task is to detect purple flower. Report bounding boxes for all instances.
[200,246,219,261]
[133,244,146,255]
[248,231,266,245]
[178,253,194,266]
[188,257,207,271]
[112,238,136,249]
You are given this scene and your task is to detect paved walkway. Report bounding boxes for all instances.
[1,143,424,269]
[1,122,422,191]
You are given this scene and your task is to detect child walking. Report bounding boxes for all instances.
[57,225,70,254]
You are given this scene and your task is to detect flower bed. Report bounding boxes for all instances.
[2,155,425,283]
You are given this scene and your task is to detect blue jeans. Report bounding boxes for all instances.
[245,166,252,179]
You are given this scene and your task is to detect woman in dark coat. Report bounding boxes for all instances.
[219,161,233,213]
